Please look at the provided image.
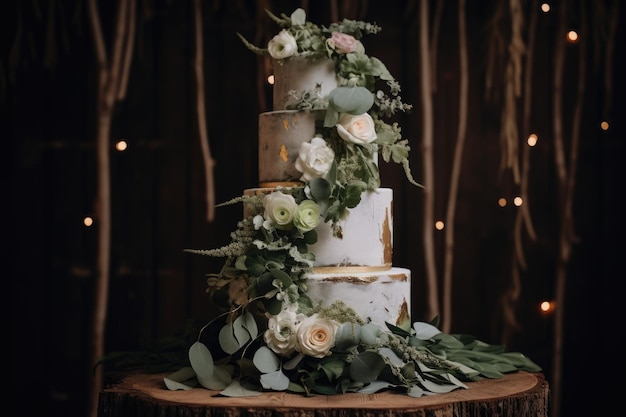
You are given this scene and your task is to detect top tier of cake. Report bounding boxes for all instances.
[272,57,337,111]
[259,58,338,186]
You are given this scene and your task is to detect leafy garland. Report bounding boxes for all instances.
[163,8,541,397]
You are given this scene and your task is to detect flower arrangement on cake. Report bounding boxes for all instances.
[164,9,540,398]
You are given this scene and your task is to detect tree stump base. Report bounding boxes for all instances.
[98,371,549,417]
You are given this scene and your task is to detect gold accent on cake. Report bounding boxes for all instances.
[396,299,410,329]
[258,181,303,188]
[382,207,392,264]
[312,265,392,274]
[279,144,289,162]
[388,273,409,281]
[282,118,290,129]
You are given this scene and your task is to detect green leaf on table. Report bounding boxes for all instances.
[413,321,442,340]
[253,346,280,373]
[350,351,385,383]
[197,364,233,390]
[358,380,393,394]
[421,378,462,394]
[219,316,252,354]
[260,370,290,391]
[189,342,214,379]
[163,366,197,391]
[220,380,262,397]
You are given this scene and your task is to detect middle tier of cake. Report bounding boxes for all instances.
[245,188,394,268]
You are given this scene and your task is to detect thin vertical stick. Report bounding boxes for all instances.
[193,0,215,222]
[86,1,135,416]
[441,0,467,333]
[419,0,439,320]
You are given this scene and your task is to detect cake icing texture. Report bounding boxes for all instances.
[174,8,541,398]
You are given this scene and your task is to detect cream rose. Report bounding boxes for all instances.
[293,200,322,232]
[335,113,377,144]
[328,32,357,54]
[263,191,298,230]
[264,308,305,357]
[295,314,340,358]
[268,30,298,59]
[294,137,335,181]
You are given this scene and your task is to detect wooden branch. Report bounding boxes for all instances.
[86,2,133,417]
[429,0,443,93]
[117,0,136,100]
[441,0,467,334]
[501,0,539,348]
[193,0,216,222]
[602,1,619,116]
[550,2,569,416]
[419,0,439,321]
[87,0,107,67]
[255,0,270,114]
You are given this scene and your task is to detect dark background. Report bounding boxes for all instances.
[5,0,624,416]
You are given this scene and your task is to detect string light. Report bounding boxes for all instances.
[115,140,128,151]
[84,216,94,227]
[267,74,275,85]
[540,3,550,13]
[540,300,556,314]
[435,220,445,230]
[527,133,538,146]
[498,197,507,207]
[567,30,579,43]
[600,121,609,131]
[513,196,523,207]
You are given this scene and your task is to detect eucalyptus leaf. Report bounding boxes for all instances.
[379,347,405,367]
[163,367,197,391]
[283,352,304,370]
[444,373,469,389]
[421,378,462,394]
[220,380,263,397]
[358,380,393,394]
[309,177,332,201]
[241,311,258,339]
[253,346,281,373]
[350,351,386,383]
[413,321,442,340]
[189,342,214,379]
[165,366,196,383]
[328,86,374,114]
[334,322,361,351]
[360,323,383,345]
[218,317,251,354]
[319,356,346,380]
[290,8,306,25]
[260,370,290,391]
[197,365,233,390]
[163,377,197,391]
[407,384,426,398]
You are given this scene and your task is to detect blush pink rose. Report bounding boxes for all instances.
[329,32,357,54]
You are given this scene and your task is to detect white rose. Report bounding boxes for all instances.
[268,30,298,59]
[295,314,340,358]
[263,191,298,230]
[264,308,305,357]
[294,137,335,182]
[335,113,377,144]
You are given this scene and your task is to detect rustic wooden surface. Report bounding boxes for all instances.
[98,371,549,417]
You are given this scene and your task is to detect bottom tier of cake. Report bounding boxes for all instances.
[304,267,411,331]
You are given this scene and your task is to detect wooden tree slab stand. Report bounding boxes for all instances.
[98,371,549,417]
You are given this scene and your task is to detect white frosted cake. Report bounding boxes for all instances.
[244,42,412,330]
[174,9,541,398]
